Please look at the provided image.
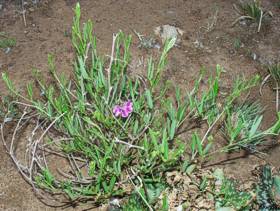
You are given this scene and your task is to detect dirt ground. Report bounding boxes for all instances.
[0,0,280,210]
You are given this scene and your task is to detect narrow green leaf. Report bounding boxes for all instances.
[249,116,262,137]
[27,83,33,100]
[185,164,196,175]
[145,89,153,109]
[102,181,109,193]
[203,142,212,155]
[162,194,169,211]
[273,175,280,196]
[169,119,177,140]
[175,87,181,107]
[191,134,197,157]
[133,119,139,135]
[109,176,116,192]
[164,37,176,53]
[195,133,203,156]
[162,129,169,160]
[78,57,90,80]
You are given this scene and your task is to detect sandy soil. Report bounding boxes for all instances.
[0,0,279,210]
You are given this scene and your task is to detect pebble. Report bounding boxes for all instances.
[251,52,257,60]
[4,117,13,123]
[194,40,204,49]
[176,205,183,211]
[239,19,249,26]
[154,24,184,44]
[4,47,11,54]
[109,198,120,207]
[228,49,235,55]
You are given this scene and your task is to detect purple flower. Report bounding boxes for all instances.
[113,105,122,117]
[113,100,133,118]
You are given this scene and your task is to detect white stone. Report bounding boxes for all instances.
[154,24,184,44]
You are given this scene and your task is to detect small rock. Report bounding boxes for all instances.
[239,19,248,26]
[194,40,204,49]
[108,198,121,211]
[154,24,184,44]
[4,117,13,123]
[176,205,183,211]
[166,10,175,15]
[109,198,120,207]
[228,49,235,55]
[4,47,11,54]
[251,53,257,60]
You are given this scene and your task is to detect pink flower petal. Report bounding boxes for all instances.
[121,109,129,118]
[113,105,122,117]
[123,105,132,113]
[123,100,133,113]
[113,100,133,118]
[124,100,132,107]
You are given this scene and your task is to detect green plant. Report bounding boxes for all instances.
[256,165,280,210]
[188,66,221,126]
[122,194,147,211]
[216,179,253,210]
[268,63,280,83]
[261,63,280,112]
[1,3,184,208]
[214,165,280,210]
[233,38,242,50]
[269,63,280,112]
[233,0,272,32]
[133,30,158,49]
[213,168,253,210]
[1,3,280,210]
[0,32,16,49]
[222,102,267,152]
